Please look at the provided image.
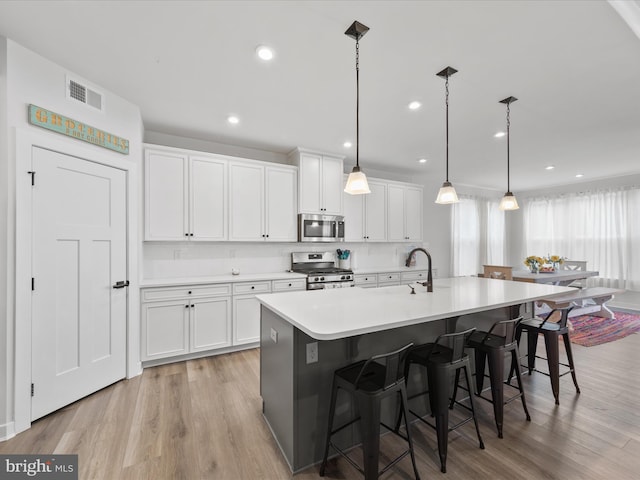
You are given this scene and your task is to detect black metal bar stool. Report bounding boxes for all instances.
[400,328,484,473]
[319,343,420,480]
[512,306,579,405]
[461,316,531,438]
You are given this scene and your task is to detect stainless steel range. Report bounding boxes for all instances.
[291,252,354,290]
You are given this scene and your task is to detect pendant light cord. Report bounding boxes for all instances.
[445,74,450,182]
[356,37,360,169]
[506,101,511,192]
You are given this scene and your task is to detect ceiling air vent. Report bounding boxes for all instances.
[67,77,103,111]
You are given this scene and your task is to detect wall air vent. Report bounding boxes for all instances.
[66,76,104,112]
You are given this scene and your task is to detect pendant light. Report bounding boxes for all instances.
[344,21,371,195]
[435,67,459,204]
[498,96,520,211]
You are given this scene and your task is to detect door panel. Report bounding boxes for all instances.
[31,147,127,420]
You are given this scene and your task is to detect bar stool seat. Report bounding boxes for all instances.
[513,306,579,405]
[319,343,420,480]
[401,328,484,473]
[462,317,531,438]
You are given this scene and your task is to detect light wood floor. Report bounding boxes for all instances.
[2,333,640,479]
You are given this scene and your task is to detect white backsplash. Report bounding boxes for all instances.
[142,242,431,279]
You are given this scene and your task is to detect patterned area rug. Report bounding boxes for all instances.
[570,312,640,347]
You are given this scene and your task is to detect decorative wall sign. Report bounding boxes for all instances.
[28,104,129,155]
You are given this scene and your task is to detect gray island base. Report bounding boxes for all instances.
[257,277,574,472]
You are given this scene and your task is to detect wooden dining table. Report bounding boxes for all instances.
[511,269,599,286]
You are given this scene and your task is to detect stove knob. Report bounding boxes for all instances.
[314,277,319,282]
[320,276,325,281]
[346,275,352,280]
[340,275,345,280]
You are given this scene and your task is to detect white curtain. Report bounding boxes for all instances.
[523,187,640,290]
[451,196,505,276]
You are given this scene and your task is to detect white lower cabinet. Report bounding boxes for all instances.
[142,277,307,363]
[141,284,232,361]
[232,281,272,346]
[377,272,401,286]
[354,274,378,288]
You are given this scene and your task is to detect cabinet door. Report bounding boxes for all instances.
[233,295,262,345]
[190,297,232,352]
[404,186,423,242]
[364,181,387,242]
[321,155,344,215]
[298,152,322,213]
[387,184,406,242]
[343,182,365,241]
[190,156,227,241]
[145,151,188,240]
[229,162,264,241]
[265,166,297,241]
[141,301,189,360]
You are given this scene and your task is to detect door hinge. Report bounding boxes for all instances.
[28,171,36,186]
[31,277,35,291]
[31,383,35,397]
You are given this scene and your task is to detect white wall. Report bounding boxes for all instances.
[0,35,10,440]
[0,37,143,439]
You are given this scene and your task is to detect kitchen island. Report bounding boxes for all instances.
[257,276,575,473]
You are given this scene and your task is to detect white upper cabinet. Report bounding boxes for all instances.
[344,177,387,242]
[387,183,423,242]
[265,166,298,241]
[290,148,344,215]
[229,161,297,242]
[145,150,188,241]
[145,149,227,241]
[190,156,227,241]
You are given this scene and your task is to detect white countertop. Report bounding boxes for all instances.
[140,271,306,288]
[256,276,575,341]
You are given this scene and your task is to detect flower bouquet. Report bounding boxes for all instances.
[545,255,566,271]
[524,256,545,273]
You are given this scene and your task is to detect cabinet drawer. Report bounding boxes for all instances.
[377,273,401,283]
[142,284,232,302]
[272,279,307,291]
[401,271,429,282]
[233,281,272,295]
[354,274,377,286]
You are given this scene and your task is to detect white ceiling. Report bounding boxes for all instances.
[1,0,639,192]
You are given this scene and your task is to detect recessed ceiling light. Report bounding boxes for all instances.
[545,165,555,170]
[408,101,422,110]
[343,141,352,148]
[494,131,506,138]
[256,45,274,61]
[418,158,428,164]
[227,115,240,125]
[575,173,584,178]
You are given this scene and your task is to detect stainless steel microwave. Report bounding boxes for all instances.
[298,214,345,242]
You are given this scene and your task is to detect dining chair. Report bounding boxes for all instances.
[483,265,513,281]
[561,260,588,288]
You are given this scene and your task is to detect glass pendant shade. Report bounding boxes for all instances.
[344,166,371,194]
[435,181,459,204]
[499,191,519,211]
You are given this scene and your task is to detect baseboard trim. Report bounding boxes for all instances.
[0,421,16,442]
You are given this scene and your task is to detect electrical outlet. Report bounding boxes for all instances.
[270,328,278,343]
[306,342,318,364]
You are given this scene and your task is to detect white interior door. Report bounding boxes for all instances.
[31,146,127,420]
